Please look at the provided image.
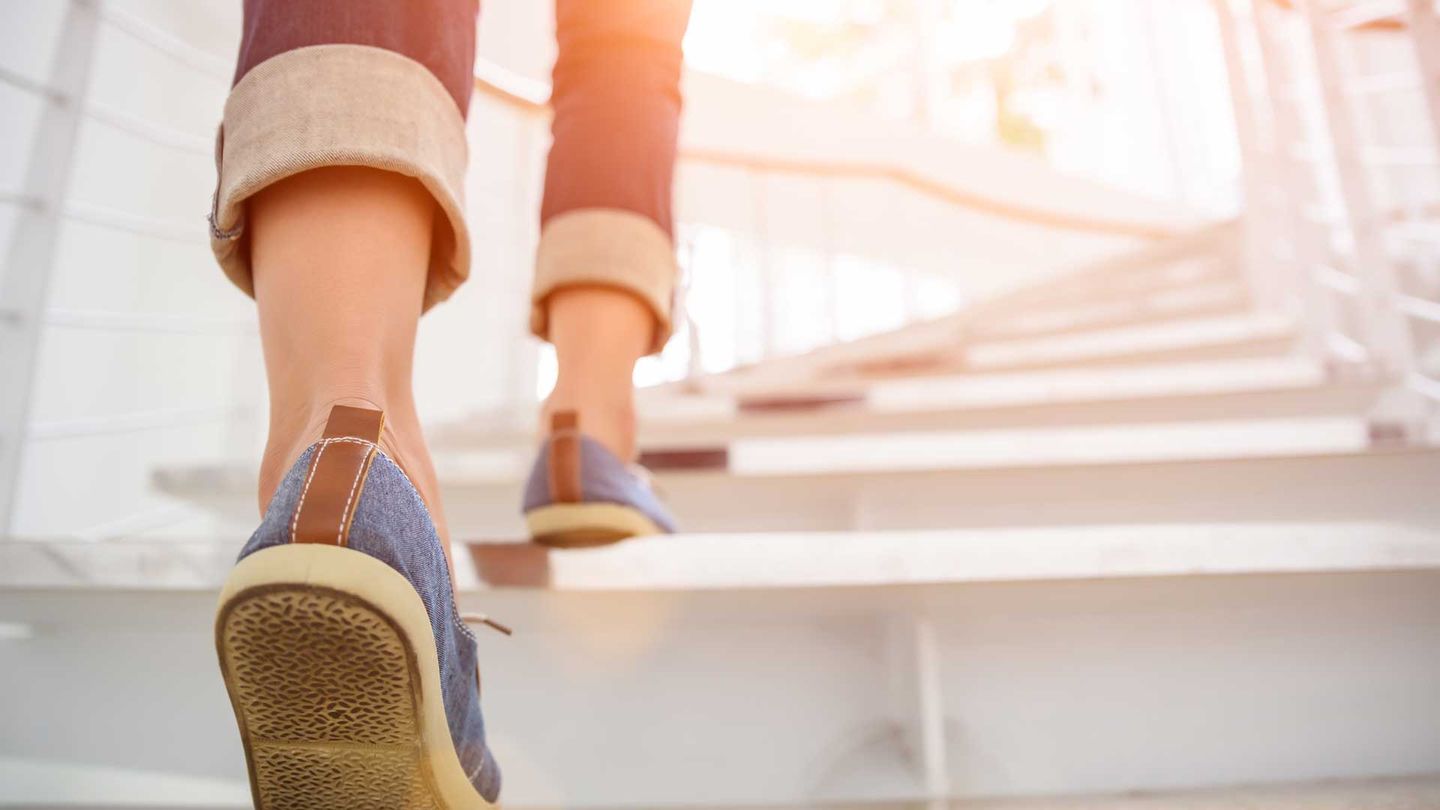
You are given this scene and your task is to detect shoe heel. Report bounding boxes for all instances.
[215,544,492,809]
[527,410,664,547]
[526,502,662,548]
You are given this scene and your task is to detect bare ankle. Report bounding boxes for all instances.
[256,394,434,513]
[542,389,637,460]
[542,286,654,460]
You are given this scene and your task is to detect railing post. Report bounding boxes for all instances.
[1404,0,1440,436]
[1298,0,1415,376]
[679,233,704,381]
[1407,0,1440,162]
[1250,0,1339,364]
[818,178,838,345]
[885,615,951,803]
[749,168,777,360]
[0,0,102,539]
[508,111,542,410]
[1212,0,1284,313]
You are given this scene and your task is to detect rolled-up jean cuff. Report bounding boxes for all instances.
[530,209,678,354]
[209,44,470,311]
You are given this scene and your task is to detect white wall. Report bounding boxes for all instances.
[0,0,551,542]
[1,0,260,543]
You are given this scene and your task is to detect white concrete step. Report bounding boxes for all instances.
[971,254,1239,316]
[8,515,1440,592]
[962,312,1298,373]
[964,278,1249,341]
[723,416,1367,477]
[465,521,1440,591]
[4,565,1439,808]
[152,444,1440,538]
[15,775,1440,809]
[669,227,1240,398]
[445,358,1367,452]
[685,304,1293,398]
[951,777,1440,809]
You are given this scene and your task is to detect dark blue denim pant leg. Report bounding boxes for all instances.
[216,0,691,354]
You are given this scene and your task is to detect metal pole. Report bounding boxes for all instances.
[1212,0,1283,312]
[1298,0,1415,375]
[680,234,704,381]
[885,615,951,802]
[1140,0,1191,203]
[749,169,776,360]
[818,178,838,345]
[1406,0,1440,163]
[0,0,103,538]
[1250,1,1340,364]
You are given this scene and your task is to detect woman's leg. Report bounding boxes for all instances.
[211,0,479,535]
[211,5,505,802]
[250,166,447,541]
[543,286,654,461]
[531,0,694,460]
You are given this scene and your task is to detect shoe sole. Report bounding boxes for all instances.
[215,544,493,809]
[525,502,663,548]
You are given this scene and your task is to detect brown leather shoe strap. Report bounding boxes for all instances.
[548,410,582,504]
[291,405,386,546]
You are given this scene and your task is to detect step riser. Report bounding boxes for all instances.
[413,450,1440,538]
[966,286,1249,342]
[7,571,1439,807]
[631,387,1377,450]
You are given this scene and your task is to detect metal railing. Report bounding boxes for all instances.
[0,2,249,542]
[1216,0,1440,438]
[466,58,1195,382]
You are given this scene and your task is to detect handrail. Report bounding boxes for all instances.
[472,60,548,112]
[471,66,1182,240]
[680,149,1183,239]
[1266,0,1410,31]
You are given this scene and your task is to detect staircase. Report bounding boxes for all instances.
[125,177,1440,806]
[4,0,1440,808]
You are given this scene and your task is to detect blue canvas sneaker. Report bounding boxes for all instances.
[522,410,677,547]
[215,405,502,808]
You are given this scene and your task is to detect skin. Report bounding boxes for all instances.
[249,166,652,552]
[541,284,652,461]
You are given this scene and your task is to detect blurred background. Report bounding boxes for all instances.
[2,0,1440,807]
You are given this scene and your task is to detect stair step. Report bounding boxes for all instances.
[5,564,1439,809]
[464,521,1440,591]
[448,358,1357,450]
[982,255,1240,314]
[653,385,1378,451]
[671,225,1240,398]
[153,446,1440,537]
[965,279,1249,341]
[729,310,1297,391]
[6,515,1439,594]
[963,312,1297,372]
[724,417,1366,476]
[952,777,1440,809]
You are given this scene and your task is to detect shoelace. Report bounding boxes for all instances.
[627,462,665,498]
[460,612,513,636]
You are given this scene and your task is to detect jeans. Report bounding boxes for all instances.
[212,0,693,353]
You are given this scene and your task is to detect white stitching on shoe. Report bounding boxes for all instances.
[288,438,384,544]
[336,442,377,545]
[465,752,490,783]
[290,441,482,645]
[289,442,328,544]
